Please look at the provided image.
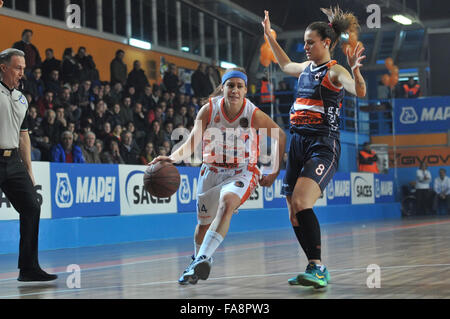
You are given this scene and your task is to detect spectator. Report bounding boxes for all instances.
[403,77,421,98]
[111,123,123,143]
[119,96,133,126]
[97,121,114,147]
[358,142,379,173]
[109,103,123,129]
[61,48,81,84]
[44,69,61,96]
[125,85,138,105]
[81,131,101,164]
[41,48,61,83]
[139,85,156,111]
[75,46,99,82]
[95,139,104,156]
[416,162,432,215]
[55,106,68,131]
[132,102,148,147]
[12,29,42,74]
[110,49,127,86]
[59,87,82,124]
[78,79,94,115]
[102,82,115,107]
[146,120,165,149]
[92,100,111,136]
[139,142,157,165]
[173,105,189,128]
[207,65,220,91]
[147,105,164,127]
[191,63,213,99]
[164,106,175,125]
[101,139,125,164]
[163,63,183,94]
[51,131,85,163]
[209,60,221,86]
[258,76,275,106]
[119,131,140,164]
[151,85,162,106]
[163,121,174,145]
[433,168,450,215]
[27,105,44,161]
[23,67,45,102]
[126,60,149,97]
[37,90,55,118]
[110,82,124,105]
[69,80,81,106]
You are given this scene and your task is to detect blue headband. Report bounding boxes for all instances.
[221,71,248,86]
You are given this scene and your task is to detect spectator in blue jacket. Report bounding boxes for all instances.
[51,131,85,163]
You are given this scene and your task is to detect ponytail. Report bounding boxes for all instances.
[306,5,360,54]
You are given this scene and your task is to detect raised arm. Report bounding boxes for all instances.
[262,10,310,77]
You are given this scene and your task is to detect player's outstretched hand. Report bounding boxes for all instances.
[0,1,4,8]
[346,42,366,73]
[261,10,273,40]
[149,155,173,166]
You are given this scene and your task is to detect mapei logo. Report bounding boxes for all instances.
[374,178,393,198]
[178,175,192,204]
[399,106,418,124]
[353,176,372,198]
[327,180,350,200]
[55,173,116,208]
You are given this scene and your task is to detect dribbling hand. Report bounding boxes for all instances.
[259,172,278,187]
[149,156,173,166]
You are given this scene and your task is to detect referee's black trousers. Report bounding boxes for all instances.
[0,152,41,270]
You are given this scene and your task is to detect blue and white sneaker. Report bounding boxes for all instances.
[178,255,212,285]
[288,262,330,289]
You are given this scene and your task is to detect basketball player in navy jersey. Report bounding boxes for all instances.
[262,7,366,288]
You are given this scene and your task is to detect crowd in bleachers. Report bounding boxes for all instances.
[14,29,221,166]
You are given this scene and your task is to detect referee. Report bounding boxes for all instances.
[0,48,57,282]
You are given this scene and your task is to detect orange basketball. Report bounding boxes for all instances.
[143,161,180,198]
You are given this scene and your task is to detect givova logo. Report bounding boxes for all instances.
[55,173,116,208]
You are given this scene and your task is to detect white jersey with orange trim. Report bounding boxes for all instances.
[202,96,260,170]
[195,96,261,224]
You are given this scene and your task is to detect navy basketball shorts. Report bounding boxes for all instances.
[281,133,340,196]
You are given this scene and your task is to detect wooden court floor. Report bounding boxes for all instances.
[1,215,450,299]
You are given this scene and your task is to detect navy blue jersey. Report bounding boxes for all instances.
[289,60,345,139]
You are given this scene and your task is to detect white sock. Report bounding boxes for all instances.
[194,240,201,257]
[196,230,224,259]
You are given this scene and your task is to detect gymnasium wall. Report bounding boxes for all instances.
[0,15,201,84]
[370,96,450,190]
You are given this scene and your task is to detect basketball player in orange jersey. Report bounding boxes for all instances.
[262,7,366,288]
[150,67,286,285]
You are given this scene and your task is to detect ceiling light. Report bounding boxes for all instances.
[391,14,412,25]
[129,38,152,50]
